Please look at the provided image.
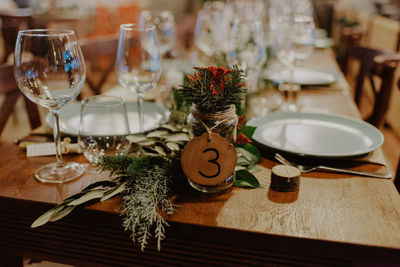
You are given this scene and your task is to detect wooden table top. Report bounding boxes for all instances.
[1,49,399,266]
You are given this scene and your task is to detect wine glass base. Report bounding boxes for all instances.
[34,162,86,183]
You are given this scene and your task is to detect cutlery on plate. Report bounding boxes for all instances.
[274,153,392,179]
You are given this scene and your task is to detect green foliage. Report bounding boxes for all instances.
[235,170,260,188]
[240,125,257,140]
[31,124,262,250]
[178,65,247,112]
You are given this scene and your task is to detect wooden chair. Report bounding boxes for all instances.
[0,64,41,136]
[0,9,32,63]
[394,80,400,194]
[342,45,400,128]
[79,36,119,96]
[339,27,363,73]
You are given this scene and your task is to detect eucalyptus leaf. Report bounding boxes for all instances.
[68,189,107,206]
[240,143,261,163]
[31,206,62,228]
[234,170,260,188]
[138,139,157,146]
[101,182,127,201]
[49,206,75,222]
[166,133,189,142]
[82,180,117,192]
[147,130,169,138]
[154,146,167,156]
[237,146,261,164]
[166,142,180,151]
[160,124,178,132]
[127,135,147,143]
[236,155,251,166]
[235,165,246,171]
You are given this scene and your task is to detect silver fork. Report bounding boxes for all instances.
[274,153,392,179]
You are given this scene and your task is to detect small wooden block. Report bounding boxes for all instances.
[270,164,300,192]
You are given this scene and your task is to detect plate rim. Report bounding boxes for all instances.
[247,112,384,158]
[262,67,338,85]
[46,100,170,136]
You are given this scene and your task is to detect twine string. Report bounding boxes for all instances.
[190,106,236,140]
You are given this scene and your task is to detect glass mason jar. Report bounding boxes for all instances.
[187,104,238,193]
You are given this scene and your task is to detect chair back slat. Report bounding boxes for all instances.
[79,36,119,95]
[0,64,41,136]
[343,45,400,128]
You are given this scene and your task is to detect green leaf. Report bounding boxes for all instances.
[166,133,189,142]
[101,182,127,201]
[234,170,260,188]
[49,206,75,222]
[82,180,116,192]
[146,130,169,138]
[31,206,61,228]
[240,125,256,139]
[238,143,261,163]
[67,189,107,206]
[235,165,247,171]
[127,134,147,143]
[166,142,180,151]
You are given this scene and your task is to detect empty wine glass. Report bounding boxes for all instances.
[194,4,231,59]
[78,95,131,166]
[139,10,176,57]
[115,23,162,133]
[14,29,86,183]
[270,1,315,111]
[227,19,266,94]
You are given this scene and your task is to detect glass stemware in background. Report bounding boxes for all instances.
[78,96,131,165]
[269,0,315,112]
[14,29,86,183]
[139,10,176,57]
[194,2,231,61]
[227,19,266,94]
[115,23,162,133]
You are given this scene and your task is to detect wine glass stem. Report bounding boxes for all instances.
[289,65,295,103]
[51,110,64,167]
[138,92,144,133]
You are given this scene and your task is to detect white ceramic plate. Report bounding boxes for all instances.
[262,67,338,85]
[47,101,170,135]
[247,112,384,158]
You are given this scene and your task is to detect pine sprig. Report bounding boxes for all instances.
[120,156,179,251]
[178,65,247,112]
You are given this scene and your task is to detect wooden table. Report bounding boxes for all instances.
[1,49,400,266]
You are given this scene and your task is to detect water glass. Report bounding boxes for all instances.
[78,96,131,165]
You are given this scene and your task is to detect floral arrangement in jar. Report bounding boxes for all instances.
[178,65,248,193]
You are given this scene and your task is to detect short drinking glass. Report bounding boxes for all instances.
[78,96,131,165]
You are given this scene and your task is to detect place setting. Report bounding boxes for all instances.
[247,111,391,179]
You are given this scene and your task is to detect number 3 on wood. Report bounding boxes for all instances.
[181,133,237,186]
[198,148,220,178]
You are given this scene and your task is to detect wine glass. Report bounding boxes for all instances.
[78,95,131,166]
[14,29,86,183]
[227,19,266,94]
[194,4,231,59]
[139,10,176,57]
[115,23,162,133]
[269,1,315,111]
